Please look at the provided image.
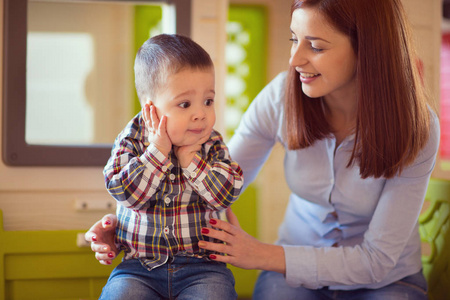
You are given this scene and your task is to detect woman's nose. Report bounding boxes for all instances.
[289,45,308,67]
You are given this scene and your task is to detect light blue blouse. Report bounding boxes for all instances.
[227,72,440,290]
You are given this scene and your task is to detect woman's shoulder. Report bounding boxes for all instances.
[262,71,288,99]
[427,107,440,153]
[250,71,288,113]
[409,107,441,164]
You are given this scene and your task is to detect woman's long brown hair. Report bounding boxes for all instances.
[286,0,432,179]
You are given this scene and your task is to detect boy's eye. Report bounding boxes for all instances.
[205,99,214,106]
[178,101,190,109]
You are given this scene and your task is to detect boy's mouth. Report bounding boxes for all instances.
[188,128,204,134]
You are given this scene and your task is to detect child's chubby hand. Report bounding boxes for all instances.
[174,130,211,168]
[142,103,172,157]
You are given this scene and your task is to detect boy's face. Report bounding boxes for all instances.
[150,67,216,147]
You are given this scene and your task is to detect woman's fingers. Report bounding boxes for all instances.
[101,214,117,228]
[225,208,241,228]
[209,218,240,236]
[94,247,116,264]
[85,214,118,263]
[198,239,231,254]
[205,225,235,244]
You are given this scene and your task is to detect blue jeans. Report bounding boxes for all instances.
[100,256,237,300]
[253,270,428,300]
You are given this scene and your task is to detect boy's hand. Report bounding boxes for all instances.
[142,103,172,157]
[174,131,210,168]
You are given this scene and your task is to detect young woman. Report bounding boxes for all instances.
[86,0,439,298]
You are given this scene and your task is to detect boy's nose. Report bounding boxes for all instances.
[193,109,206,121]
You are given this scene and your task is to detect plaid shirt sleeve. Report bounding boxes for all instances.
[182,130,244,210]
[103,113,174,210]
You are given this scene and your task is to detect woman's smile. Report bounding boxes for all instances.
[299,72,321,83]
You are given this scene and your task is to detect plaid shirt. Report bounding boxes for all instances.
[104,113,244,271]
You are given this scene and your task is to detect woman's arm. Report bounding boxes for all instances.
[200,111,440,288]
[199,209,287,274]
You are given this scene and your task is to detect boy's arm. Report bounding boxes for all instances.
[104,116,174,210]
[182,130,244,210]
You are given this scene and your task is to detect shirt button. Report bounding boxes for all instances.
[190,172,197,178]
[169,174,176,181]
[164,197,171,205]
[164,226,170,234]
[330,178,334,184]
[161,166,168,172]
[204,192,211,198]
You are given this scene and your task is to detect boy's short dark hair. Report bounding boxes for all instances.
[134,34,214,107]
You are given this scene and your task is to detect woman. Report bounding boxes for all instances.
[86,0,439,298]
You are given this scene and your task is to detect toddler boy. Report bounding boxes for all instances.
[100,34,243,300]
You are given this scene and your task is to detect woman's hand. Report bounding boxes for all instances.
[84,214,119,265]
[199,208,286,274]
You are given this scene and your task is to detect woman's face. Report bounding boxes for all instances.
[289,7,357,102]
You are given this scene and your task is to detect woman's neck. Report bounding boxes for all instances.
[322,94,357,146]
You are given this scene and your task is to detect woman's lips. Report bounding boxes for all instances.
[299,72,320,83]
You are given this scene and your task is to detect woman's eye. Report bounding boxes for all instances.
[179,102,190,109]
[205,99,214,106]
[289,38,298,44]
[311,46,323,53]
[311,45,323,53]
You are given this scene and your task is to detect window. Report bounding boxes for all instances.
[2,0,190,166]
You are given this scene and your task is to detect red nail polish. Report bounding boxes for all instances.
[106,260,112,265]
[201,228,209,234]
[108,252,114,258]
[209,219,217,225]
[209,254,217,260]
[104,220,111,226]
[92,236,97,242]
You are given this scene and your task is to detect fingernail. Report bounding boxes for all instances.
[209,254,217,260]
[209,219,217,225]
[106,260,112,265]
[108,252,114,258]
[103,246,108,251]
[198,241,206,247]
[201,228,209,234]
[92,236,97,242]
[104,220,112,226]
